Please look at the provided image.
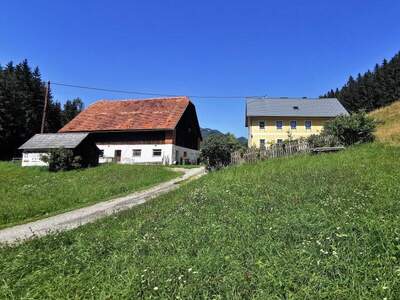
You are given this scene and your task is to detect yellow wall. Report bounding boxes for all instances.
[247,116,331,148]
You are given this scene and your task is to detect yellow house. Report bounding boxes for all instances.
[246,97,348,148]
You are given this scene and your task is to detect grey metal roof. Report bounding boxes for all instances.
[246,98,349,118]
[19,133,90,150]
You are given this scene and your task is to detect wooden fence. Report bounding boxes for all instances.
[231,141,311,165]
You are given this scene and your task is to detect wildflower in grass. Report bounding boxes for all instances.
[188,268,192,272]
[320,249,328,255]
[153,287,158,291]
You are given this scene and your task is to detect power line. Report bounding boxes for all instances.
[51,81,259,99]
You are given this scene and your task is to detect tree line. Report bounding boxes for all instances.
[0,59,83,160]
[321,51,400,112]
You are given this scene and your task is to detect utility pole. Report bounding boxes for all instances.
[40,81,50,134]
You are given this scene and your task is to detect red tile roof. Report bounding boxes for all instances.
[59,97,190,133]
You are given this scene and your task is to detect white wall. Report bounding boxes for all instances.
[173,145,200,164]
[97,143,199,165]
[22,152,48,167]
[97,144,174,164]
[22,144,200,167]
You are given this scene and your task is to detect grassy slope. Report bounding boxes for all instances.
[0,163,180,228]
[1,144,400,299]
[370,100,400,144]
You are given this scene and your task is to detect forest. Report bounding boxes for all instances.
[322,51,400,112]
[0,60,83,160]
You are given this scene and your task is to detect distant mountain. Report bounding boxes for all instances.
[200,127,248,146]
[200,128,224,139]
[237,136,248,146]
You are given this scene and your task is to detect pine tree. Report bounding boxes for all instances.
[0,59,67,159]
[322,51,400,112]
[62,98,84,126]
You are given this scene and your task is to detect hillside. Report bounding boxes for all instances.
[369,100,400,144]
[200,128,223,139]
[1,143,400,298]
[201,127,248,146]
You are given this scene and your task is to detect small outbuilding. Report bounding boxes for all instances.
[19,133,100,167]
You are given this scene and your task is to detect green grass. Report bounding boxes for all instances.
[1,143,400,299]
[170,164,203,169]
[0,163,180,228]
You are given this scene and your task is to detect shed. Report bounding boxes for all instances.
[19,133,100,167]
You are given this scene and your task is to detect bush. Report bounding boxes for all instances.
[306,134,342,148]
[200,134,240,170]
[323,112,376,146]
[41,148,82,172]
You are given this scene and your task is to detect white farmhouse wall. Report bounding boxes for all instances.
[21,152,48,167]
[97,144,173,164]
[97,143,199,165]
[173,145,199,164]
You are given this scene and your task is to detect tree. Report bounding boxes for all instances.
[200,133,243,170]
[0,59,71,160]
[63,98,84,125]
[322,112,376,146]
[321,50,400,112]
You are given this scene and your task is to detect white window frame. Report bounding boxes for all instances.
[132,149,142,157]
[305,120,312,130]
[277,139,283,144]
[259,121,265,130]
[260,139,266,147]
[276,120,283,130]
[153,149,162,157]
[290,120,297,130]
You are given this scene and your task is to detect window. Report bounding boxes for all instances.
[99,150,104,157]
[277,139,283,144]
[260,139,266,148]
[276,120,283,130]
[259,121,265,130]
[153,149,162,157]
[305,120,312,130]
[290,120,297,129]
[183,151,187,158]
[132,149,141,157]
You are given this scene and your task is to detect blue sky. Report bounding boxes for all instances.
[1,0,400,137]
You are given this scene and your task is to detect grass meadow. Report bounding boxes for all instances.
[0,163,180,228]
[1,143,400,299]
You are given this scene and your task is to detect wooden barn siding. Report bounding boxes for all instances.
[175,103,201,150]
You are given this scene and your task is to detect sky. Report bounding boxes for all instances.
[1,1,400,137]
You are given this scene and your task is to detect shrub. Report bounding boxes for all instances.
[323,112,376,146]
[306,134,342,148]
[41,148,82,172]
[200,134,239,170]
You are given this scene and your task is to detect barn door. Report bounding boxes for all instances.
[114,150,122,163]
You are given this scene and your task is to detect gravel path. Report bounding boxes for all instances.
[0,167,205,245]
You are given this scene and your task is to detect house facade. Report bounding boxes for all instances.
[58,97,202,165]
[246,97,348,148]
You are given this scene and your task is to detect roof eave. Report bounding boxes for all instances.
[60,128,176,134]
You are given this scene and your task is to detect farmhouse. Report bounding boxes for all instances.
[19,133,100,167]
[58,96,202,164]
[246,97,348,148]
